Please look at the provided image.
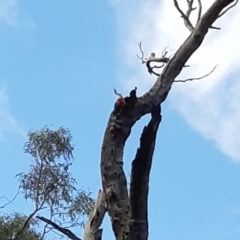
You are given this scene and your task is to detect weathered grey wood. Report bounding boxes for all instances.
[100,1,236,240]
[83,190,106,240]
[129,106,161,240]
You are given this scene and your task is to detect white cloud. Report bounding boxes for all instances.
[0,87,26,142]
[0,0,18,26]
[111,0,240,161]
[0,0,35,28]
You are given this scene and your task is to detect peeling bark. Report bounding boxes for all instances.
[100,1,236,240]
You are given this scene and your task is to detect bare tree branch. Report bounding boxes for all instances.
[114,88,123,99]
[36,216,81,240]
[137,42,170,76]
[173,0,194,31]
[40,213,54,240]
[101,1,236,240]
[136,42,146,63]
[174,0,220,30]
[146,55,169,76]
[174,65,218,82]
[196,0,203,23]
[218,0,238,17]
[129,106,161,240]
[0,189,19,209]
[186,0,197,20]
[137,42,190,77]
[161,45,171,57]
[210,25,221,29]
[40,224,49,240]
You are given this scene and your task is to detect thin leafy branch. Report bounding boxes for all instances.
[13,127,94,239]
[0,213,42,240]
[15,202,46,240]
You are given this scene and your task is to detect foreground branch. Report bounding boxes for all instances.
[36,216,81,240]
[129,106,161,240]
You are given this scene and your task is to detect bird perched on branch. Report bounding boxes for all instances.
[113,88,126,114]
[125,86,137,103]
[149,52,155,59]
[113,87,138,115]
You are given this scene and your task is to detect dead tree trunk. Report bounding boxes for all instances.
[100,1,237,240]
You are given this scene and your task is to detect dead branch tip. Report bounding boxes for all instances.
[218,0,238,18]
[174,65,218,83]
[114,88,123,98]
[173,0,194,31]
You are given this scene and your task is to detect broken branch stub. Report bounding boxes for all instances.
[83,190,106,240]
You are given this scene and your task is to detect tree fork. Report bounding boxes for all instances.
[100,1,236,240]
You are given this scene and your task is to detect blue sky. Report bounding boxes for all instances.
[0,0,240,239]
